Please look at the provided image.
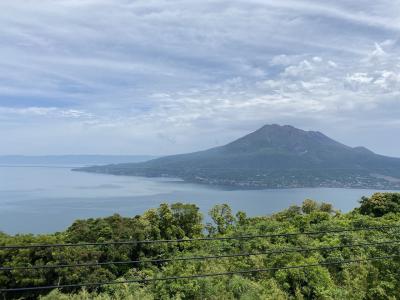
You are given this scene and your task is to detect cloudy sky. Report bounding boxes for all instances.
[0,0,399,156]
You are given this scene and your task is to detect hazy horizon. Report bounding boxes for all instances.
[1,123,400,158]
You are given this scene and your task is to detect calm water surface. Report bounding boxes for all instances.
[0,166,391,234]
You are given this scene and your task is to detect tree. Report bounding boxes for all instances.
[301,199,318,214]
[358,193,400,217]
[170,203,203,237]
[209,204,235,234]
[319,202,333,214]
[3,195,400,300]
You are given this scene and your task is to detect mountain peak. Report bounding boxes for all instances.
[224,124,343,154]
[258,124,324,137]
[259,124,299,131]
[78,124,400,189]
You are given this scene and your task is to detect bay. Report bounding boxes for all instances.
[0,166,391,234]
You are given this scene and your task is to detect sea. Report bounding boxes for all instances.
[0,165,393,234]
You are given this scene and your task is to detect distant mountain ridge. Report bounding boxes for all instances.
[77,125,400,189]
[0,155,156,166]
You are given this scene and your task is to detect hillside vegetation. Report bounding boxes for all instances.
[77,125,400,189]
[1,193,400,299]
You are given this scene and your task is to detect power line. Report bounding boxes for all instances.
[1,225,399,250]
[1,239,398,271]
[1,255,397,293]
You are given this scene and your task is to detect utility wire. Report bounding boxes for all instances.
[1,239,398,271]
[1,255,397,293]
[1,225,399,250]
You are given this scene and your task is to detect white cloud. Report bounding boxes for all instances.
[283,60,313,77]
[312,56,323,63]
[0,0,400,155]
[346,72,374,84]
[328,60,338,68]
[0,107,93,119]
[373,70,400,89]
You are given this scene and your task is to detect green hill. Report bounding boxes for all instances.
[1,193,400,299]
[76,124,400,189]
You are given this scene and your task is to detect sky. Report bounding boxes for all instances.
[0,0,399,156]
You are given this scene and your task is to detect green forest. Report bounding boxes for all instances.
[1,192,400,300]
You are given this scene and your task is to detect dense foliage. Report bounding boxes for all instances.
[1,194,400,299]
[358,193,400,217]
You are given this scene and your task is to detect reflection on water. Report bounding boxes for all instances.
[0,166,391,234]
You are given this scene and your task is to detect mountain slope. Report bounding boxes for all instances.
[76,125,400,189]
